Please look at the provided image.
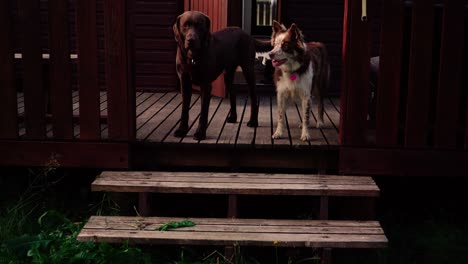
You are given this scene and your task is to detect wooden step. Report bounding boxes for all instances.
[77,216,388,249]
[92,171,380,197]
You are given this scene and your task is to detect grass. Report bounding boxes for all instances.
[2,164,468,263]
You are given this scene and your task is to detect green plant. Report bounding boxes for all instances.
[2,211,152,264]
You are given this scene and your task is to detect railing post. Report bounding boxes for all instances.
[340,0,371,146]
[103,0,136,141]
[76,0,101,140]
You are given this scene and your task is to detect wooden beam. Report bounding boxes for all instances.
[376,0,404,147]
[0,141,129,168]
[0,0,17,139]
[404,0,435,147]
[18,0,46,139]
[434,0,465,148]
[76,0,101,140]
[49,0,74,140]
[340,147,468,176]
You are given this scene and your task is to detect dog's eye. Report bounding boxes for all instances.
[281,42,289,51]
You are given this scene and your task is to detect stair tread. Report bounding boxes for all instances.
[92,171,379,196]
[77,216,388,248]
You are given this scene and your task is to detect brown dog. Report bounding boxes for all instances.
[173,11,268,140]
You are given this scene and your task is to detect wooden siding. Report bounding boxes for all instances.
[134,0,179,92]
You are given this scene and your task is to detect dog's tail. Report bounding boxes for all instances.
[254,38,273,53]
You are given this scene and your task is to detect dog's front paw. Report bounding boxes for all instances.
[272,129,284,139]
[227,112,237,123]
[247,119,258,127]
[193,129,206,141]
[300,132,311,142]
[174,126,188,137]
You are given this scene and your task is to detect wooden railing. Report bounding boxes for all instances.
[340,0,468,176]
[0,0,135,168]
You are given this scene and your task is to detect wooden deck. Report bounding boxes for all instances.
[16,92,340,149]
[15,91,341,170]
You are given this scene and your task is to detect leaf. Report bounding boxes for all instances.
[157,220,196,231]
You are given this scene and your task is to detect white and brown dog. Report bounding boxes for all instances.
[268,21,330,141]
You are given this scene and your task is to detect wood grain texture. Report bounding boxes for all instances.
[92,171,379,197]
[77,216,388,248]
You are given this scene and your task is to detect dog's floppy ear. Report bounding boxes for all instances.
[201,12,212,48]
[173,15,182,43]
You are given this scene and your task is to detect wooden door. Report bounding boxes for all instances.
[185,0,228,97]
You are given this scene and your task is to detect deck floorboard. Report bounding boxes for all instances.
[15,92,340,148]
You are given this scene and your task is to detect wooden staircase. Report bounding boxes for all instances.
[77,171,388,263]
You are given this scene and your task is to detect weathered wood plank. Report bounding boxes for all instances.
[85,216,383,227]
[77,0,100,140]
[18,0,46,139]
[99,171,375,182]
[78,216,388,248]
[254,96,273,147]
[236,97,256,146]
[91,180,379,196]
[137,94,180,139]
[136,93,164,117]
[218,96,245,145]
[271,95,291,148]
[84,220,384,234]
[181,97,223,144]
[201,97,231,144]
[137,93,176,130]
[287,102,311,149]
[404,0,435,148]
[309,100,335,146]
[92,171,379,197]
[164,95,202,143]
[324,99,340,132]
[376,0,404,147]
[0,0,17,139]
[49,0,73,140]
[434,0,465,149]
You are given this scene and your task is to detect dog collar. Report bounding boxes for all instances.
[290,74,297,81]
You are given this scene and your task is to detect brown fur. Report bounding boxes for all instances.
[173,11,259,140]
